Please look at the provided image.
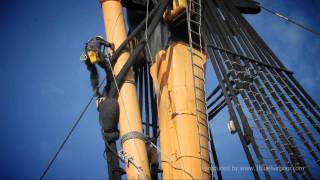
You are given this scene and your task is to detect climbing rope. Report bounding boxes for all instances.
[40,78,106,180]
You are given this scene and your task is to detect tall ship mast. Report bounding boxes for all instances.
[41,0,320,179]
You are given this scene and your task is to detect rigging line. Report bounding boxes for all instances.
[259,4,320,37]
[145,0,154,64]
[111,12,124,43]
[40,77,106,180]
[225,3,320,168]
[144,0,153,135]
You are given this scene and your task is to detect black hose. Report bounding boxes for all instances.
[144,64,150,136]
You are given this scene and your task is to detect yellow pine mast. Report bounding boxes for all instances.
[100,0,151,179]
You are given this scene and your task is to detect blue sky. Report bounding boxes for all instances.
[0,0,319,179]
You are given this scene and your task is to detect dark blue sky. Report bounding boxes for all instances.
[0,0,319,179]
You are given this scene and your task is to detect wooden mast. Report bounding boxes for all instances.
[100,0,151,179]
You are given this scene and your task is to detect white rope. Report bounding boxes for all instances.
[111,12,124,43]
[145,0,154,64]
